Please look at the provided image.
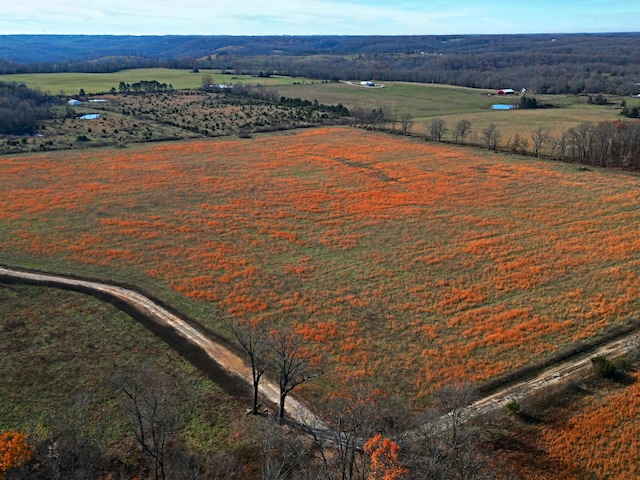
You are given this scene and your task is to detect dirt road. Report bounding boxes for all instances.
[0,266,326,430]
[2,265,638,431]
[462,331,638,422]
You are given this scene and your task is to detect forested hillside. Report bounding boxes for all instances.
[1,33,640,94]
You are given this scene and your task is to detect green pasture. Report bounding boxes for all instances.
[273,81,639,143]
[272,81,512,117]
[0,283,239,450]
[0,68,307,95]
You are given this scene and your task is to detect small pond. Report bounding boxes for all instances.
[491,104,517,110]
[79,114,100,120]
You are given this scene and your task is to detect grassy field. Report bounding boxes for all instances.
[2,127,639,405]
[0,68,311,95]
[0,283,244,447]
[274,81,640,147]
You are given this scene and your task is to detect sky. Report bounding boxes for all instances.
[1,0,638,36]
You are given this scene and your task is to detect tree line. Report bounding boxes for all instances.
[222,54,640,96]
[6,324,640,479]
[350,106,640,170]
[0,81,59,135]
[118,80,172,93]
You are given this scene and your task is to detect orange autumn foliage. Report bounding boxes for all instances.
[364,434,407,480]
[0,430,33,478]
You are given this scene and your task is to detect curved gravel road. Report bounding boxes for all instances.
[2,265,638,434]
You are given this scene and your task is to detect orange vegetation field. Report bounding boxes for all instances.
[1,126,639,402]
[499,373,640,479]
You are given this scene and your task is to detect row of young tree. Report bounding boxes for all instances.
[352,106,640,170]
[201,80,351,120]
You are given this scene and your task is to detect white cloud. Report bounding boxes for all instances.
[0,0,483,35]
[0,0,638,35]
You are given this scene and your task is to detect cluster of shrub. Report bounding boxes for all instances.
[620,100,640,119]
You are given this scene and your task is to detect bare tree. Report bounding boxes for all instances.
[350,106,367,128]
[372,106,390,131]
[592,121,616,167]
[388,110,399,133]
[531,126,550,158]
[566,122,593,163]
[200,74,213,90]
[481,123,501,150]
[167,449,243,480]
[405,382,503,480]
[615,121,640,169]
[269,330,321,422]
[509,133,529,155]
[42,394,104,480]
[399,113,413,135]
[324,384,378,480]
[231,320,269,415]
[427,118,447,142]
[431,381,478,449]
[351,107,380,130]
[112,367,181,480]
[454,119,472,144]
[550,131,569,162]
[255,417,308,480]
[304,379,411,480]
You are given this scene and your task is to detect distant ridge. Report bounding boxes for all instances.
[2,33,638,65]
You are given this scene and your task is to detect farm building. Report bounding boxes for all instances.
[67,99,82,106]
[497,88,515,95]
